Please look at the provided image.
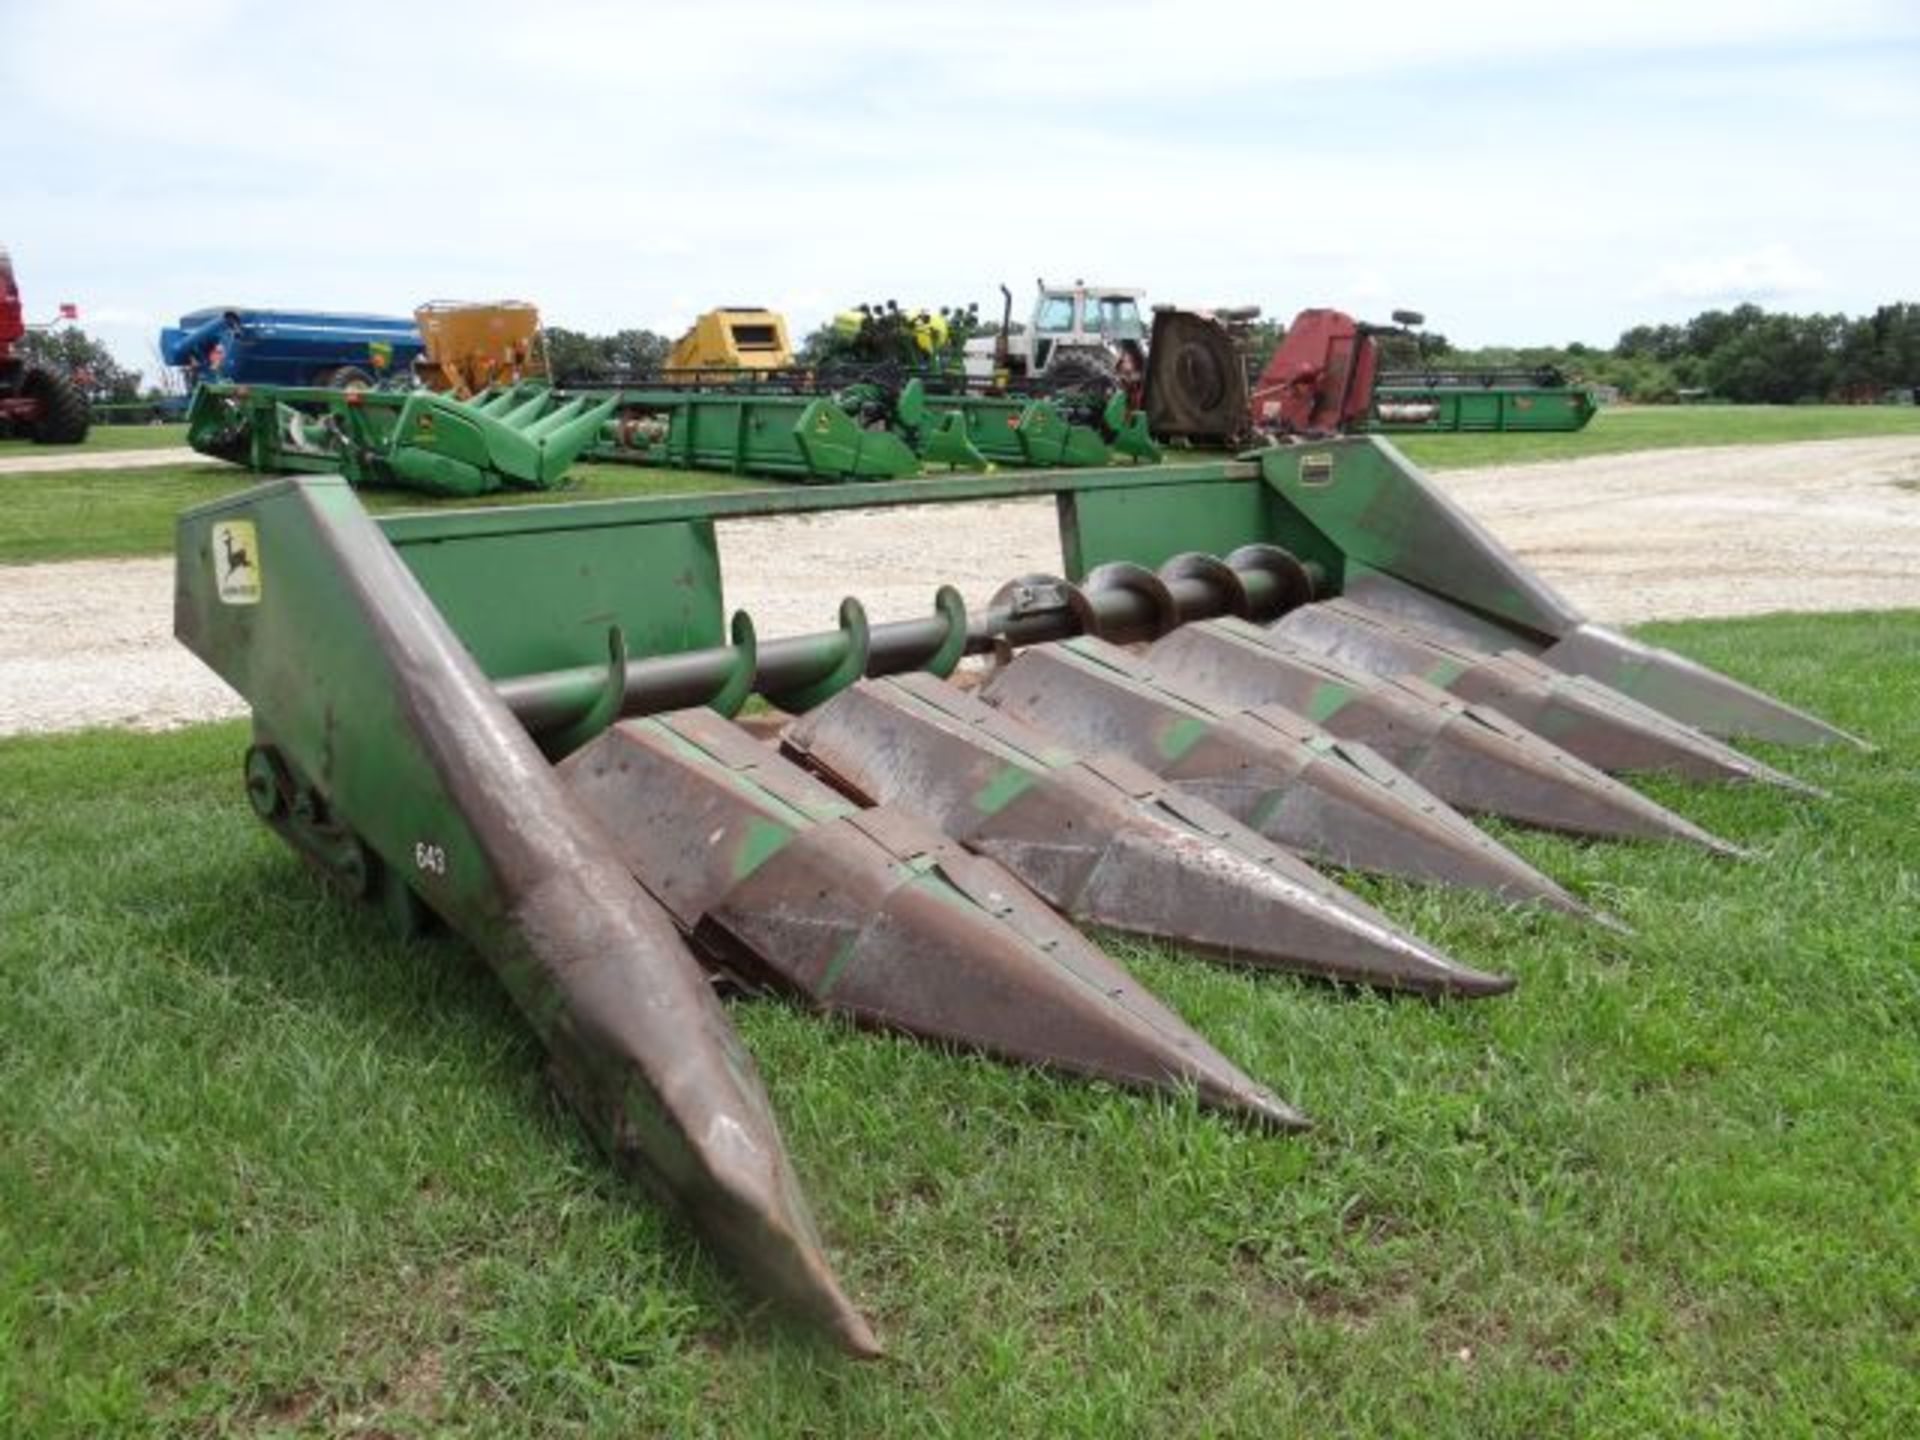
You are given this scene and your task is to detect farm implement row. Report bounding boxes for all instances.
[176,436,1861,1354]
[1366,366,1599,433]
[184,374,1157,496]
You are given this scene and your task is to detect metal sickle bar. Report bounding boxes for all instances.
[493,544,1317,747]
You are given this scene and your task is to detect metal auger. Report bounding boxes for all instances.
[490,543,1314,741]
[175,431,1859,1353]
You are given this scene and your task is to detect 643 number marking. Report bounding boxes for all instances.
[413,841,448,876]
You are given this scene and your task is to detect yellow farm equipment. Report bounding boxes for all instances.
[412,300,544,396]
[666,307,794,376]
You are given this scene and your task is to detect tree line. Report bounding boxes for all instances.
[14,329,145,405]
[1414,302,1920,404]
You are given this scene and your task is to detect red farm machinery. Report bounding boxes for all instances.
[0,248,90,445]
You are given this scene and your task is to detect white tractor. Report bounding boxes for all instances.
[965,279,1150,394]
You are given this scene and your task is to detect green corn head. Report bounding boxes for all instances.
[184,372,1162,493]
[186,381,616,496]
[174,434,1860,1355]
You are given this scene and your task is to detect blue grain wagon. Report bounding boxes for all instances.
[160,307,424,388]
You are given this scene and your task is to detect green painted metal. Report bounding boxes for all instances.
[1252,441,1582,640]
[910,387,1157,467]
[368,458,1259,691]
[934,393,1113,468]
[357,435,1848,752]
[172,428,1850,1351]
[175,476,880,1351]
[588,380,1153,480]
[891,381,988,470]
[587,386,923,481]
[353,437,1554,693]
[1366,382,1599,433]
[189,370,1161,492]
[185,381,615,496]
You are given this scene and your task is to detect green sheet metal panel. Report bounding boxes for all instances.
[1057,476,1269,580]
[391,513,726,679]
[1056,467,1344,589]
[1256,439,1581,639]
[1368,385,1598,433]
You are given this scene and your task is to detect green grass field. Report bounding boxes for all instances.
[0,460,763,565]
[3,610,1916,1436]
[2,405,1917,566]
[0,422,188,454]
[1389,403,1920,470]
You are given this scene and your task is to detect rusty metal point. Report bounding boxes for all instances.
[1337,571,1869,751]
[562,711,1308,1132]
[1273,599,1824,795]
[977,635,1595,919]
[785,674,1515,999]
[1146,618,1744,854]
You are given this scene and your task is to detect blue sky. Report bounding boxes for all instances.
[3,0,1917,380]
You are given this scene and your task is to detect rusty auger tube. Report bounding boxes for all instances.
[784,674,1513,998]
[558,708,1305,1132]
[976,636,1591,918]
[492,546,1313,740]
[1143,618,1743,855]
[1270,599,1821,794]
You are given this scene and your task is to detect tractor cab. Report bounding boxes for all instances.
[1028,282,1145,373]
[969,279,1150,389]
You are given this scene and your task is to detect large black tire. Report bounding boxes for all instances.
[22,366,90,445]
[319,365,376,390]
[1043,348,1121,392]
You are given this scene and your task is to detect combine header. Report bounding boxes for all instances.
[1367,365,1599,433]
[185,382,617,497]
[187,372,1159,492]
[1144,307,1599,442]
[175,432,1859,1353]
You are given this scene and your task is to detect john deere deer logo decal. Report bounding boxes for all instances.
[212,520,262,605]
[221,527,251,576]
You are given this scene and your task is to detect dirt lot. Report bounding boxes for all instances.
[3,437,1917,737]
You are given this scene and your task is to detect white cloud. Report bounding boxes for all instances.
[4,2,1916,365]
[1646,246,1827,303]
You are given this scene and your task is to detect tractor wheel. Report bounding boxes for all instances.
[323,366,376,390]
[22,366,90,445]
[1043,349,1121,402]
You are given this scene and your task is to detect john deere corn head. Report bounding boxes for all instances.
[187,374,1158,495]
[175,436,1860,1354]
[186,381,618,497]
[1367,367,1599,433]
[586,376,1157,479]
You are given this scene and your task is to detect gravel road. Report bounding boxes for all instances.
[4,437,1916,737]
[0,447,197,474]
